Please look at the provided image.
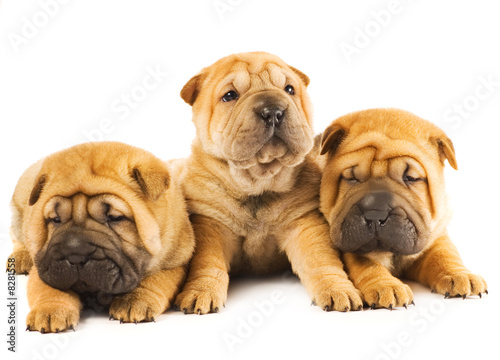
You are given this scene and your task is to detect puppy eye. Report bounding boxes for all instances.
[342,176,359,184]
[221,91,239,102]
[107,215,125,222]
[403,165,425,184]
[341,167,359,184]
[403,175,418,182]
[49,217,61,224]
[284,85,295,95]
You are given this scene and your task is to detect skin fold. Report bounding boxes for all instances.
[319,108,487,309]
[7,142,195,332]
[173,52,362,313]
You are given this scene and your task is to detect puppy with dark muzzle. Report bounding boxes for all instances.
[6,142,195,332]
[172,52,362,314]
[319,108,487,309]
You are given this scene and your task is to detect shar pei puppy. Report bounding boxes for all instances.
[6,142,195,332]
[172,52,362,314]
[319,108,487,309]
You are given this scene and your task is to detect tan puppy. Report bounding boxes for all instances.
[173,52,362,314]
[6,142,195,332]
[319,108,487,309]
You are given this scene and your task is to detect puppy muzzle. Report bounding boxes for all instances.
[338,191,423,255]
[36,229,144,295]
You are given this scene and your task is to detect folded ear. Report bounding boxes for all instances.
[431,136,458,170]
[131,164,170,202]
[289,65,310,87]
[29,174,47,206]
[320,124,347,156]
[180,73,203,106]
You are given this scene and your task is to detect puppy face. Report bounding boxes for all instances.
[35,193,150,294]
[181,52,314,181]
[319,109,457,255]
[22,142,190,296]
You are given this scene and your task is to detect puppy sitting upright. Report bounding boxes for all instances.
[174,52,362,313]
[319,108,487,309]
[7,142,195,332]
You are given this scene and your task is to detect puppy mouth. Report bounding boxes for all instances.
[221,92,313,166]
[36,233,145,295]
[38,253,141,295]
[339,210,420,255]
[229,136,306,170]
[336,192,427,255]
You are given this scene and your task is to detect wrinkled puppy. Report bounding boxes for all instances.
[7,142,195,332]
[319,108,487,309]
[173,52,362,314]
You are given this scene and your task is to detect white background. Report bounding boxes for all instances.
[1,1,499,359]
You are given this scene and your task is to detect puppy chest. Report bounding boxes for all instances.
[232,232,289,275]
[229,193,291,274]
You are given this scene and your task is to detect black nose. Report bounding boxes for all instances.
[358,192,392,225]
[256,105,285,128]
[58,234,96,266]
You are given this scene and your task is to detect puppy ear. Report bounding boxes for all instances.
[29,174,47,206]
[320,124,347,156]
[431,136,458,170]
[289,66,310,87]
[180,73,203,106]
[131,166,170,202]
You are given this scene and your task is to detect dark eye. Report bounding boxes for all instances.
[50,217,61,224]
[222,90,239,102]
[342,176,359,184]
[403,175,418,182]
[284,85,295,95]
[107,215,125,222]
[403,165,425,184]
[341,167,359,184]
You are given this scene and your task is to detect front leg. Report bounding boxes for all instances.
[343,253,414,309]
[109,266,187,323]
[6,238,33,275]
[283,211,363,311]
[174,215,234,314]
[26,267,81,333]
[404,235,487,298]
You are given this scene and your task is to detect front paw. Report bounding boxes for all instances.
[26,304,79,333]
[311,277,363,312]
[175,278,226,315]
[6,250,33,274]
[432,272,487,298]
[109,290,165,323]
[363,281,414,310]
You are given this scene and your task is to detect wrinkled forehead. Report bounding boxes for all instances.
[211,58,290,92]
[43,193,133,218]
[349,131,426,157]
[334,132,433,169]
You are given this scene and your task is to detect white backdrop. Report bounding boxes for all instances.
[1,1,499,359]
